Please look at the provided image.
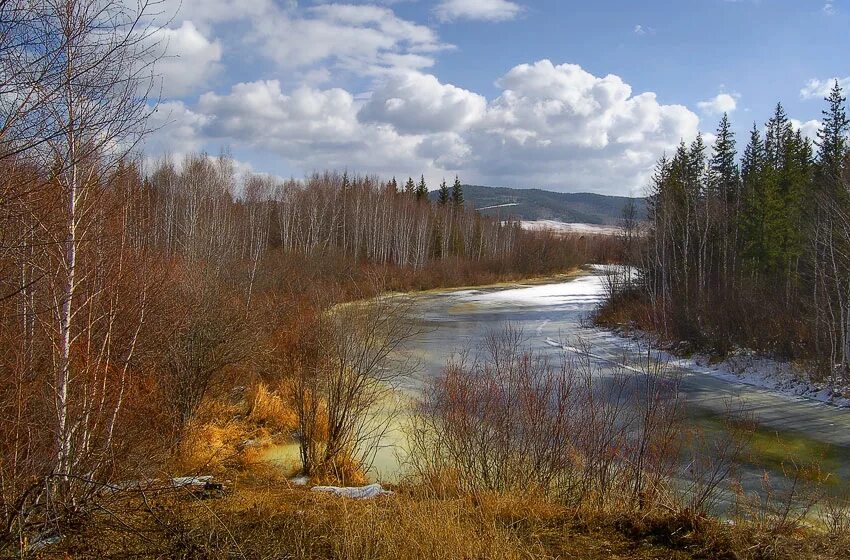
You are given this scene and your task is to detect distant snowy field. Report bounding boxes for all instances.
[520,220,622,236]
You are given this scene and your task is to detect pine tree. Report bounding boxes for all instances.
[416,174,428,201]
[404,177,415,196]
[451,176,464,206]
[437,179,450,205]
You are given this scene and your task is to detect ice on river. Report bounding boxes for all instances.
[459,271,607,308]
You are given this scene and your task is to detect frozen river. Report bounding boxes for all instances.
[400,267,850,493]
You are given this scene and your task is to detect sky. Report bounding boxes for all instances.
[142,0,850,196]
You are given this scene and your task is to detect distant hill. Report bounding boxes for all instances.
[439,185,646,225]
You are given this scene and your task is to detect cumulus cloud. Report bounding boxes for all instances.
[697,93,739,115]
[185,80,427,176]
[801,77,850,99]
[791,118,822,143]
[163,0,447,76]
[146,101,210,155]
[143,0,702,196]
[462,61,699,193]
[358,71,486,134]
[434,0,523,22]
[149,22,222,97]
[144,60,699,195]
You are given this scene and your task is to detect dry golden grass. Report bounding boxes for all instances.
[48,483,682,559]
[45,471,850,560]
[247,382,299,433]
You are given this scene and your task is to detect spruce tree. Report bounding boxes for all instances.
[416,174,428,201]
[709,113,739,206]
[451,176,464,206]
[438,179,450,205]
[404,177,415,196]
[816,81,849,196]
[740,124,784,273]
[765,103,790,170]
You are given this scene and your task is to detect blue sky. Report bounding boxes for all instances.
[145,0,849,195]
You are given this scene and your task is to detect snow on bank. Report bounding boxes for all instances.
[461,269,607,307]
[520,220,622,236]
[312,483,393,499]
[602,329,850,409]
[477,202,520,211]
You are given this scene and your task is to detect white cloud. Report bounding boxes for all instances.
[791,118,822,143]
[434,0,523,22]
[149,22,222,97]
[823,2,835,15]
[461,60,699,194]
[801,77,850,99]
[146,101,210,155]
[358,71,486,134]
[143,0,703,196]
[162,0,447,76]
[144,61,699,195]
[697,93,739,115]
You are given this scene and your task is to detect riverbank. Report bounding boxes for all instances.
[46,467,850,559]
[593,294,850,410]
[41,268,850,559]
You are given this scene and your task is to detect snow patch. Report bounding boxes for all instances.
[606,329,850,409]
[311,483,393,499]
[521,220,622,236]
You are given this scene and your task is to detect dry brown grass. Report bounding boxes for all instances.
[42,471,850,560]
[247,382,298,433]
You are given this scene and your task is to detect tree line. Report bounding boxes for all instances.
[621,82,850,380]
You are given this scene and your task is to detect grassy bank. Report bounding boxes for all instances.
[46,465,849,559]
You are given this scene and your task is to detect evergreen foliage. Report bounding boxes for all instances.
[438,179,450,205]
[451,176,464,206]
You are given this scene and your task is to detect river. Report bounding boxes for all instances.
[271,266,850,502]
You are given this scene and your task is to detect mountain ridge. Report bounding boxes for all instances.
[440,184,646,225]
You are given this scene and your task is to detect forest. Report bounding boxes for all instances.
[2,1,850,559]
[0,1,612,554]
[600,83,850,384]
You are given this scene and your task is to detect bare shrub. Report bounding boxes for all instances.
[819,486,850,538]
[408,326,577,496]
[735,457,825,537]
[679,406,756,518]
[287,291,419,482]
[408,328,683,512]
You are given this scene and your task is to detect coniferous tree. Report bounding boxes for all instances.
[451,176,464,207]
[765,103,790,170]
[816,81,850,198]
[438,179,450,205]
[709,114,739,205]
[416,174,428,201]
[404,177,415,196]
[708,114,740,286]
[740,124,770,270]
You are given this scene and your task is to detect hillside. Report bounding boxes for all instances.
[445,184,646,225]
